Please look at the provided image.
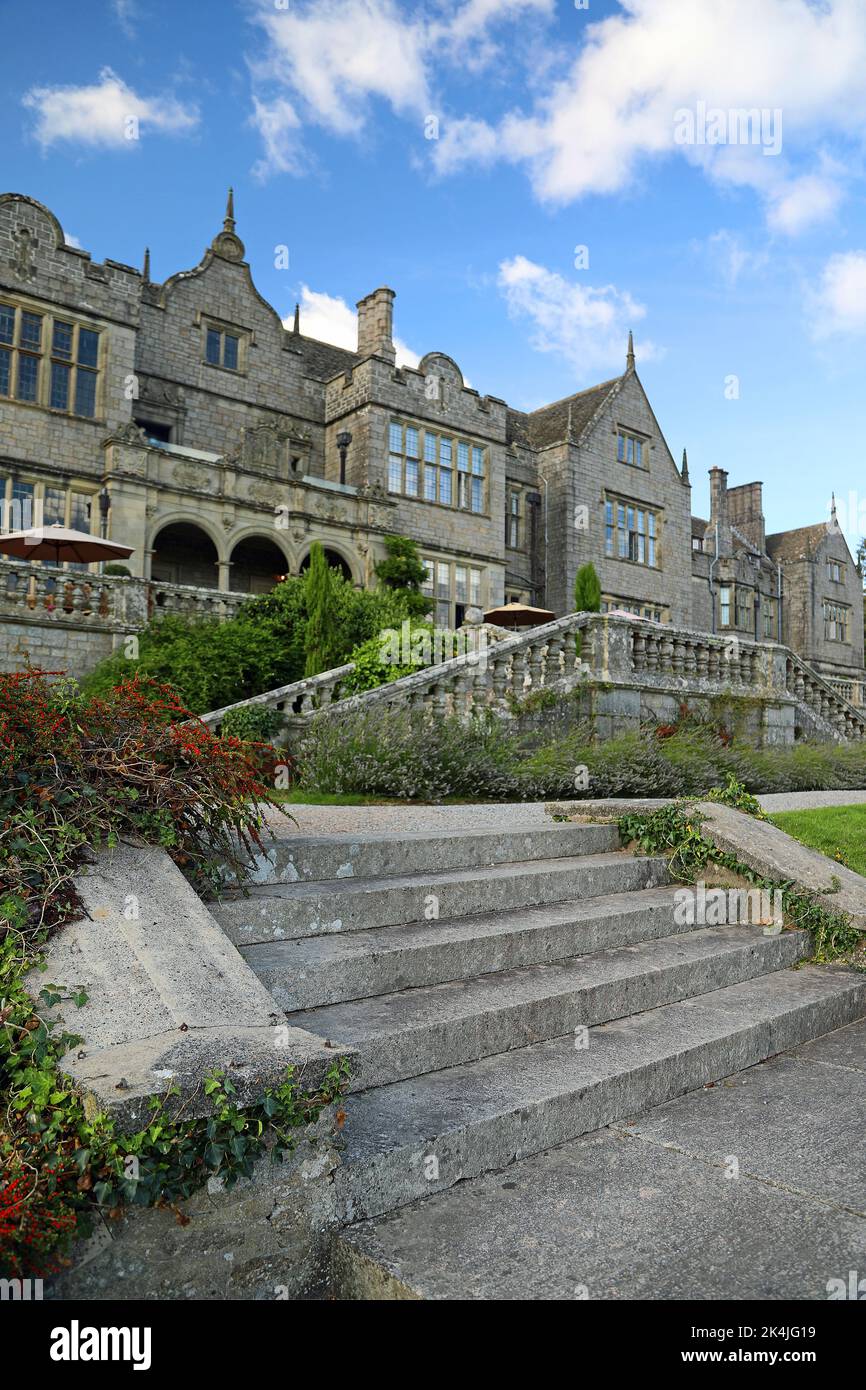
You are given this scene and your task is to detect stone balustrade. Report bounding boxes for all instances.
[148,581,248,624]
[196,610,866,746]
[0,559,146,629]
[199,663,358,733]
[826,676,866,710]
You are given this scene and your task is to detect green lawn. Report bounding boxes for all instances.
[771,805,866,877]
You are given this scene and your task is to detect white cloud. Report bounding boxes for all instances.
[250,97,305,179]
[64,233,82,249]
[288,285,421,367]
[701,229,769,286]
[248,0,555,176]
[497,255,657,380]
[810,252,866,337]
[112,0,138,37]
[765,173,843,236]
[23,67,198,149]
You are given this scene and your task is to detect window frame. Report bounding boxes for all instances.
[616,428,648,468]
[604,493,660,568]
[388,420,487,514]
[202,319,246,374]
[420,554,485,626]
[0,297,103,421]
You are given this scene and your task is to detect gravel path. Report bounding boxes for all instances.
[267,790,866,837]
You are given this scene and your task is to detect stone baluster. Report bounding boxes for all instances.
[632,630,647,672]
[490,653,510,707]
[527,639,546,691]
[670,636,685,676]
[545,636,564,684]
[511,648,529,700]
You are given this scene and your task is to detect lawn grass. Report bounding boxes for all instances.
[770,805,866,877]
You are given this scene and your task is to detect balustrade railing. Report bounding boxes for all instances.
[196,610,866,744]
[0,560,133,626]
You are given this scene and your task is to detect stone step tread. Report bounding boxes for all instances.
[266,823,616,852]
[241,884,684,974]
[287,926,808,1044]
[241,823,620,884]
[241,886,692,1011]
[337,967,865,1167]
[218,850,664,902]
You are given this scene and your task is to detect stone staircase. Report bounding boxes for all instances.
[208,821,866,1295]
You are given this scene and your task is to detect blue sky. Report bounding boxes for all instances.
[4,0,866,547]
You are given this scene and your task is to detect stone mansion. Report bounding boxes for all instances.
[0,189,862,697]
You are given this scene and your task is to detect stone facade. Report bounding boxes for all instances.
[0,189,862,689]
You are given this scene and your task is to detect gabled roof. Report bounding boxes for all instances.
[507,377,621,451]
[765,523,834,562]
[691,515,708,539]
[294,334,359,381]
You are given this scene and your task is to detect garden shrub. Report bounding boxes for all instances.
[294,707,866,802]
[220,703,285,742]
[83,563,417,713]
[0,672,344,1279]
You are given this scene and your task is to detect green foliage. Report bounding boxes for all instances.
[220,704,285,742]
[617,801,863,969]
[103,563,131,577]
[0,672,347,1277]
[81,613,293,714]
[374,533,431,618]
[573,562,602,614]
[341,620,435,695]
[295,710,866,803]
[83,557,416,713]
[304,542,337,677]
[706,774,767,819]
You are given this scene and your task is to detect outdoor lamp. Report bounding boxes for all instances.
[98,485,111,538]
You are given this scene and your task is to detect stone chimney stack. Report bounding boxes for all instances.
[726,480,765,553]
[356,287,396,364]
[708,467,730,555]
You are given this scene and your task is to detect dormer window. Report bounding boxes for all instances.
[617,430,645,467]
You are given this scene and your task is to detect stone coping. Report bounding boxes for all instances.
[547,797,866,931]
[27,842,354,1128]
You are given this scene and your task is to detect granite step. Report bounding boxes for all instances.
[240,885,688,1011]
[288,927,808,1090]
[212,851,671,946]
[239,822,621,885]
[332,966,866,1223]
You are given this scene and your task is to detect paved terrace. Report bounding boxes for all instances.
[266,790,866,837]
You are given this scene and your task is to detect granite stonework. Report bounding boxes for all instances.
[1,189,862,694]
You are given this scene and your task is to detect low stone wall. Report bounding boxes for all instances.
[50,1107,344,1301]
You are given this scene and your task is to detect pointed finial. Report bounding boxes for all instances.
[224,187,235,232]
[293,302,300,335]
[142,247,150,282]
[681,447,689,482]
[831,490,837,519]
[626,330,635,371]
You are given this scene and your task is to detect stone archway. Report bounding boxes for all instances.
[229,535,289,594]
[299,547,354,583]
[151,522,219,589]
